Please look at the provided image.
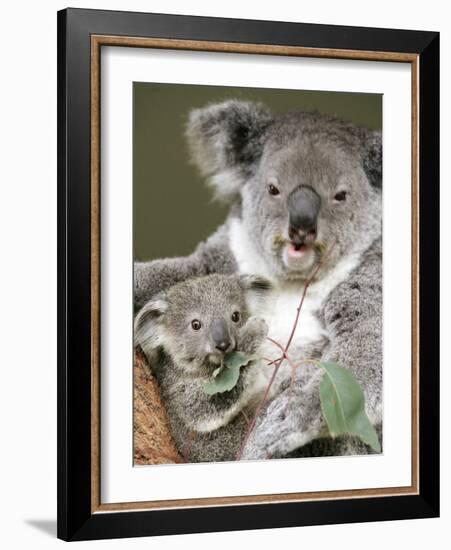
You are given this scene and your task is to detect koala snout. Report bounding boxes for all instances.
[288,226,317,247]
[211,318,234,353]
[287,185,321,243]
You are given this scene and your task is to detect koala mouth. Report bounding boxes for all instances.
[282,240,320,273]
[287,241,310,258]
[206,349,236,366]
[207,353,224,366]
[288,241,311,258]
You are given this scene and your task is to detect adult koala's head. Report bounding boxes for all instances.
[187,100,382,282]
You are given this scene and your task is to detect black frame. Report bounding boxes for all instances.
[57,7,439,541]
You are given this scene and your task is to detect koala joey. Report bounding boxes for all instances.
[134,273,272,463]
[135,100,383,460]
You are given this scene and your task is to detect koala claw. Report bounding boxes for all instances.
[238,317,269,354]
[245,316,268,336]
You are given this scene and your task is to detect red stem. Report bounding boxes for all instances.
[266,336,285,354]
[236,243,335,460]
[262,356,282,365]
[267,338,302,415]
[240,410,250,427]
[266,338,299,372]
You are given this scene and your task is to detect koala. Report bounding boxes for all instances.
[135,100,383,460]
[134,273,272,463]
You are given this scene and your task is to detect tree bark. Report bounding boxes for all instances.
[133,349,183,465]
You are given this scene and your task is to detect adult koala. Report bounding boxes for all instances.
[135,100,382,460]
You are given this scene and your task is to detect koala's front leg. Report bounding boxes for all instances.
[237,317,268,355]
[241,362,325,460]
[322,240,383,423]
[134,255,206,310]
[168,379,249,437]
[241,241,382,460]
[134,225,237,310]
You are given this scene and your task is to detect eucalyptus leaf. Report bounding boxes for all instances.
[224,351,249,369]
[319,362,381,452]
[211,366,223,379]
[203,352,251,395]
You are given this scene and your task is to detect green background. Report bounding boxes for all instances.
[134,83,382,261]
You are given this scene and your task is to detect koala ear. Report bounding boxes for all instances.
[239,274,273,314]
[134,295,168,355]
[361,130,382,190]
[186,100,272,202]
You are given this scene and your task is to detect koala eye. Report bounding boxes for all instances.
[268,183,280,196]
[334,190,347,202]
[191,319,202,331]
[231,311,241,323]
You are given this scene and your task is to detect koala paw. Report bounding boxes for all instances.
[240,382,324,460]
[238,317,269,355]
[245,316,269,338]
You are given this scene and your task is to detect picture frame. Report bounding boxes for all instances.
[57,7,440,541]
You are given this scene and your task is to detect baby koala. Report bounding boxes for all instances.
[134,273,272,463]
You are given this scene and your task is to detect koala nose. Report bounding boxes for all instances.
[288,226,317,246]
[216,340,231,353]
[287,185,321,238]
[211,319,232,353]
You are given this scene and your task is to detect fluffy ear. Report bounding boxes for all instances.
[239,274,273,315]
[361,130,382,190]
[186,100,272,201]
[134,295,168,356]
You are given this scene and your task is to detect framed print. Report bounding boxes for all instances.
[57,8,440,541]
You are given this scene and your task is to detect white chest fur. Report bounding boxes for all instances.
[264,283,326,359]
[228,218,360,381]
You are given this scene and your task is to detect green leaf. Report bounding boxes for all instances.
[223,351,249,369]
[319,362,381,452]
[203,352,250,395]
[211,366,223,379]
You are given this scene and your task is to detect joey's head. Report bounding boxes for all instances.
[187,101,382,282]
[134,274,271,374]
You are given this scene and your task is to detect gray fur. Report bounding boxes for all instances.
[186,100,272,202]
[134,274,271,463]
[361,130,383,189]
[286,424,383,459]
[241,239,383,459]
[238,110,382,283]
[134,225,236,311]
[135,100,383,460]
